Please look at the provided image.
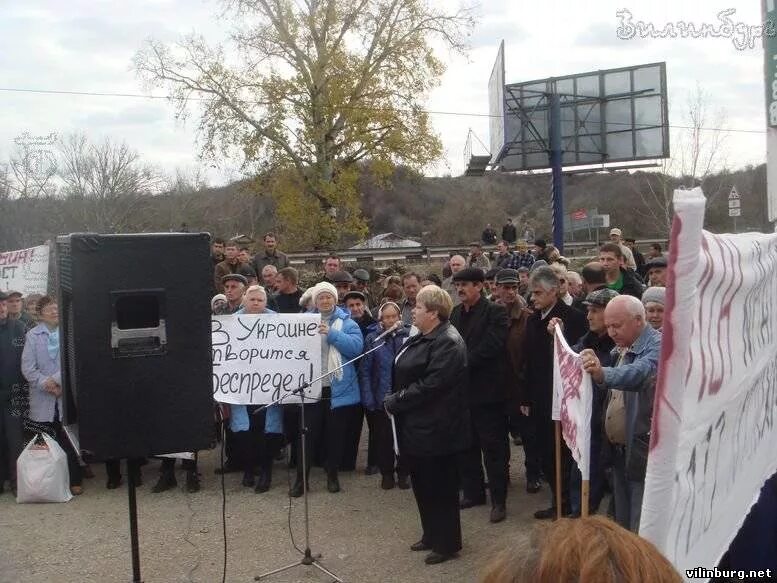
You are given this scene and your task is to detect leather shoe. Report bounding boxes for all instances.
[526,480,542,494]
[106,477,123,490]
[255,471,271,493]
[365,465,380,476]
[489,504,506,523]
[241,471,255,488]
[533,506,557,520]
[151,473,177,493]
[289,479,305,498]
[381,475,395,490]
[397,475,410,490]
[186,470,200,493]
[410,540,431,552]
[424,551,456,565]
[459,496,486,509]
[70,485,84,496]
[327,474,341,493]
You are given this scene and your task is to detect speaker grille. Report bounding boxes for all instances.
[58,241,73,291]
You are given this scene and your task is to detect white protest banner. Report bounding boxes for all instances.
[0,244,49,295]
[212,313,322,405]
[552,327,593,480]
[640,187,777,581]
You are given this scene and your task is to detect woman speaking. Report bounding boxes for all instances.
[383,285,470,566]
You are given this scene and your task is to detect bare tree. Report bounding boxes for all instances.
[7,141,58,198]
[0,163,9,200]
[58,133,165,231]
[631,84,730,235]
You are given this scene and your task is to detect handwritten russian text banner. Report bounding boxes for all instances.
[640,187,777,581]
[0,245,49,295]
[211,313,322,405]
[552,327,593,480]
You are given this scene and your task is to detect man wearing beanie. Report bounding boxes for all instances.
[449,268,511,523]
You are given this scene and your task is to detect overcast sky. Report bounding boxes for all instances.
[0,0,768,184]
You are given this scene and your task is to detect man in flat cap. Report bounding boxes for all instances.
[331,271,354,306]
[220,273,248,314]
[493,269,541,494]
[549,287,618,517]
[449,268,510,524]
[343,290,377,340]
[644,256,668,288]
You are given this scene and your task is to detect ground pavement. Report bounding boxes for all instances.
[0,438,547,583]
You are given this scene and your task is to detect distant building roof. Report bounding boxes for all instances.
[350,232,421,249]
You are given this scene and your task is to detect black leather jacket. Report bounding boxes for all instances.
[389,322,471,457]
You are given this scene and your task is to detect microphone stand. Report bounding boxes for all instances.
[254,330,398,583]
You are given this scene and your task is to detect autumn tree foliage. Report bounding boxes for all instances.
[135,0,474,247]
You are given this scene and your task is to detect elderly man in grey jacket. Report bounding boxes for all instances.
[580,295,661,532]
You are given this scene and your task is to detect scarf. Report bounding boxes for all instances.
[321,309,344,382]
[47,327,60,360]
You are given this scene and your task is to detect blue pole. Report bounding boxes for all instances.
[549,92,564,253]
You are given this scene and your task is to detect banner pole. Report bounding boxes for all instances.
[555,421,562,520]
[581,480,590,517]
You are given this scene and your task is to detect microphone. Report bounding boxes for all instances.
[373,321,402,342]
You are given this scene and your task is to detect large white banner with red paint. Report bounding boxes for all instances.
[552,327,593,480]
[0,245,49,295]
[640,187,777,581]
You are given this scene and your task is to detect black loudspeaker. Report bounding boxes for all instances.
[56,233,214,460]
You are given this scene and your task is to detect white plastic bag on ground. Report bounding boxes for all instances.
[16,433,73,503]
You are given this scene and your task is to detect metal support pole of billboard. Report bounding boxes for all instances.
[549,92,564,253]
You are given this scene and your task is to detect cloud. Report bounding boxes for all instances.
[575,21,649,49]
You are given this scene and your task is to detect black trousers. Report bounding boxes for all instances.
[105,458,144,482]
[406,453,462,556]
[341,405,364,471]
[540,417,572,510]
[366,409,406,477]
[366,411,378,468]
[232,407,280,475]
[457,403,510,505]
[325,404,362,475]
[160,454,198,473]
[0,406,24,485]
[517,409,542,483]
[284,402,325,481]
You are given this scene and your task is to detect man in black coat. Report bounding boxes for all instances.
[501,219,517,244]
[0,292,28,495]
[521,266,587,520]
[449,268,511,523]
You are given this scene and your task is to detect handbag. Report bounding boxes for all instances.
[16,433,73,503]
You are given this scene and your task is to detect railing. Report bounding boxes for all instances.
[286,239,670,267]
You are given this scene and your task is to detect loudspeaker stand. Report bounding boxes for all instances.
[126,459,143,583]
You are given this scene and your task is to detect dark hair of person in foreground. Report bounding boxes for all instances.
[480,515,682,583]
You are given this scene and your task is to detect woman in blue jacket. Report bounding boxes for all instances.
[307,282,363,495]
[358,301,410,490]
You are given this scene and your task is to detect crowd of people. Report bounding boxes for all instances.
[0,225,764,576]
[201,227,673,566]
